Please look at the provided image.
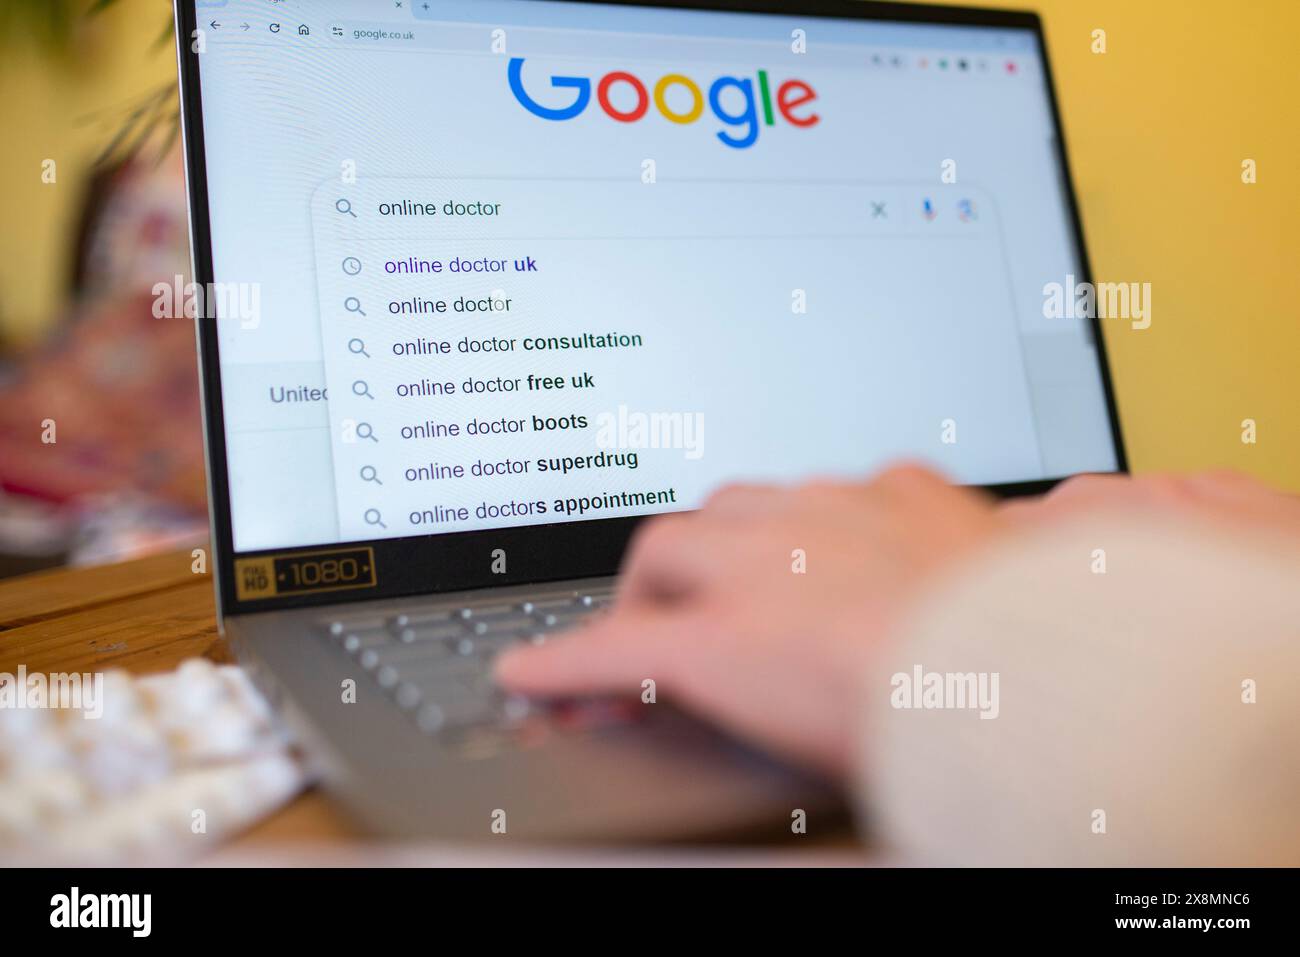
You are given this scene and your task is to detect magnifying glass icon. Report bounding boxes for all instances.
[360,465,382,485]
[336,198,357,218]
[353,380,375,400]
[364,508,387,529]
[356,422,378,442]
[348,338,371,358]
[345,297,366,316]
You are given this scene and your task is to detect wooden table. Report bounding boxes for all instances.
[1,550,861,861]
[0,547,358,845]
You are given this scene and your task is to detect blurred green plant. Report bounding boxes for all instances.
[0,0,85,55]
[1,0,180,166]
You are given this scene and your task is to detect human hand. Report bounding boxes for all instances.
[495,464,1005,778]
[1001,469,1300,535]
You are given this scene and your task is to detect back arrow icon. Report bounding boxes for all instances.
[209,20,220,29]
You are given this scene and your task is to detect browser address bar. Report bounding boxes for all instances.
[334,20,864,66]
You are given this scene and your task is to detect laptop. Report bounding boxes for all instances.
[174,0,1125,841]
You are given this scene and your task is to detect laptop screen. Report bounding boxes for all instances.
[188,0,1120,555]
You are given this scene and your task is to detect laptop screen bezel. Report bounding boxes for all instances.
[174,0,1128,618]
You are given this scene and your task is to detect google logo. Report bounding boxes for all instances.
[508,57,819,149]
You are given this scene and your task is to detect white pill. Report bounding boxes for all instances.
[0,701,50,743]
[220,667,273,726]
[94,670,143,725]
[147,658,225,727]
[0,789,41,843]
[175,701,259,761]
[24,767,89,819]
[5,727,70,775]
[79,717,170,797]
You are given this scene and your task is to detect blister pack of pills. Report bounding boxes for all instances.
[0,658,304,863]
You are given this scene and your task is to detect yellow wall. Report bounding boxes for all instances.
[936,0,1299,488]
[0,0,176,343]
[1,1,1296,487]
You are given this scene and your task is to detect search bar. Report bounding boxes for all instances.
[313,178,995,244]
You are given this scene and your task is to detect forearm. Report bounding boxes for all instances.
[858,511,1300,865]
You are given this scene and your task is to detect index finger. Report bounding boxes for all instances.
[493,608,700,699]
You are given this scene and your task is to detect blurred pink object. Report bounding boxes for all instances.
[0,152,207,568]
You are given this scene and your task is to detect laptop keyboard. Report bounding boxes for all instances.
[319,585,618,746]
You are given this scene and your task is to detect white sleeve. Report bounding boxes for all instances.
[857,511,1300,866]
